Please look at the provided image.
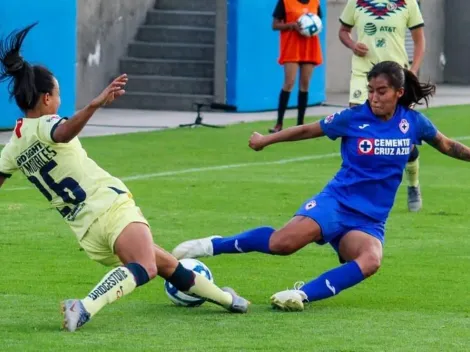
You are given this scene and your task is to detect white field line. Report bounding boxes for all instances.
[2,152,341,192]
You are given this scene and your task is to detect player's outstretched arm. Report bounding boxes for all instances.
[249,121,324,151]
[53,74,128,143]
[426,131,470,161]
[410,27,425,75]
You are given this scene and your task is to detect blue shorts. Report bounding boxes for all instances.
[295,191,385,260]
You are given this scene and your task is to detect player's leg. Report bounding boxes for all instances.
[297,230,382,301]
[62,196,157,331]
[62,220,156,332]
[172,192,336,260]
[172,217,320,260]
[297,63,314,126]
[271,229,383,312]
[63,197,249,332]
[349,73,368,106]
[269,62,298,133]
[406,145,422,212]
[72,224,249,320]
[152,244,249,313]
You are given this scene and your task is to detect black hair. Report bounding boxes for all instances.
[367,61,436,108]
[0,22,55,112]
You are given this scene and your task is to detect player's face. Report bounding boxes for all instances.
[42,77,61,114]
[367,75,404,119]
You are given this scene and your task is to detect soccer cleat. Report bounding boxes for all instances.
[268,124,282,134]
[221,287,250,313]
[407,186,422,212]
[270,288,308,312]
[172,235,221,260]
[61,299,91,332]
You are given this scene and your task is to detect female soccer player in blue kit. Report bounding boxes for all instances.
[173,61,470,311]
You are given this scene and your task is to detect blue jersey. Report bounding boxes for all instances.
[319,103,437,222]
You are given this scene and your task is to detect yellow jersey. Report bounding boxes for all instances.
[0,115,131,240]
[340,0,424,75]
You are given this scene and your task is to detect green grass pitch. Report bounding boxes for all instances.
[1,105,469,351]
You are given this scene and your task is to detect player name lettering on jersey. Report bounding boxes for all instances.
[15,141,57,175]
[358,138,411,156]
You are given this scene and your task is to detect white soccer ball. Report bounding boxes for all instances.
[164,258,214,307]
[297,13,322,37]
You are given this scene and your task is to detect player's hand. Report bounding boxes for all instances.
[289,22,302,32]
[353,42,369,57]
[249,132,267,151]
[90,74,128,108]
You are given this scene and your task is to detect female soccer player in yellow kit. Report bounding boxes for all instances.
[0,23,249,332]
[338,0,425,212]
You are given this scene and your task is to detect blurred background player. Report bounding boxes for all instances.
[338,0,425,212]
[0,23,249,332]
[172,61,470,311]
[268,0,323,133]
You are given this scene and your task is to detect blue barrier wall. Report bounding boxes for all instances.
[226,0,327,112]
[0,0,76,129]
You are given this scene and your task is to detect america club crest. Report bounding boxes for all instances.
[356,0,407,20]
[399,119,409,134]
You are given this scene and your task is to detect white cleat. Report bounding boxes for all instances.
[61,299,91,332]
[172,235,221,260]
[270,289,308,312]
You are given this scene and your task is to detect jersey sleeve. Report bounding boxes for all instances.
[414,112,437,144]
[319,109,353,140]
[0,144,18,178]
[272,0,285,20]
[407,0,424,30]
[37,115,68,144]
[339,0,356,27]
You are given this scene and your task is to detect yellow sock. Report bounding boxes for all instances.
[405,158,420,187]
[188,272,233,307]
[81,266,137,317]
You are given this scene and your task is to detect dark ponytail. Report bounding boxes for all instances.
[367,61,436,108]
[0,22,55,112]
[399,68,436,108]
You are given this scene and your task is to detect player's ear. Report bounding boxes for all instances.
[396,87,405,99]
[42,92,51,106]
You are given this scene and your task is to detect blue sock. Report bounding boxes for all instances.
[212,226,275,255]
[300,261,365,302]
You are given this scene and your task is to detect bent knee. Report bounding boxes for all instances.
[356,252,382,277]
[141,263,158,280]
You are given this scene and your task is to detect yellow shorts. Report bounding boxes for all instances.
[349,73,368,105]
[79,196,149,267]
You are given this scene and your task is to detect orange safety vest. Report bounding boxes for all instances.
[278,0,323,65]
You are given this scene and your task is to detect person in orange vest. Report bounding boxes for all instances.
[269,0,323,133]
